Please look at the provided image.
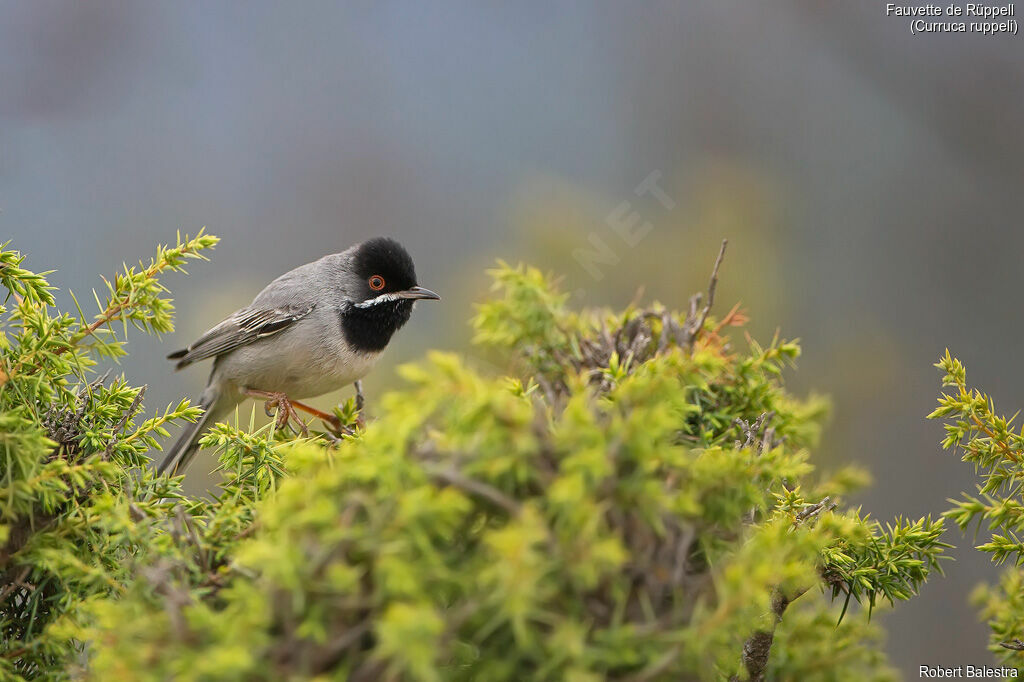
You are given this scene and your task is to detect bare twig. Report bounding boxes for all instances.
[0,566,31,606]
[1000,639,1024,651]
[734,412,775,451]
[738,587,809,682]
[104,385,146,458]
[671,525,696,588]
[176,507,209,572]
[310,619,372,673]
[685,239,728,353]
[795,496,837,526]
[63,238,212,353]
[424,464,521,516]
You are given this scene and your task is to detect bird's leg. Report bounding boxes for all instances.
[354,380,366,428]
[354,380,365,412]
[245,388,347,435]
[244,388,310,436]
[288,400,344,432]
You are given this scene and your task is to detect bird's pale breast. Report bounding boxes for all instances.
[215,308,382,400]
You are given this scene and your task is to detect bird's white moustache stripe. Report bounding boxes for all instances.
[354,292,404,308]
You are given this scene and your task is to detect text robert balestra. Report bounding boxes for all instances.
[920,665,1018,678]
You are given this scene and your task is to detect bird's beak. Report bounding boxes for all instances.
[397,286,441,301]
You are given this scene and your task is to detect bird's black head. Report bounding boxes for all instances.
[340,237,440,353]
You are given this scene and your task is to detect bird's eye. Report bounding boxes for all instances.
[368,275,386,291]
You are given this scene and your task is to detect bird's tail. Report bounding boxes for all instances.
[157,388,222,477]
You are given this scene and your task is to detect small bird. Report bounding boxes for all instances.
[158,237,439,476]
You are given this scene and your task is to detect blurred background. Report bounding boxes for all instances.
[2,1,1022,674]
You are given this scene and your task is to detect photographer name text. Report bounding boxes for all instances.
[920,665,1018,678]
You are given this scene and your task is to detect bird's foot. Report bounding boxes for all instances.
[245,389,309,436]
[246,388,363,441]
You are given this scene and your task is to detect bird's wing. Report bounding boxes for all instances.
[167,302,316,369]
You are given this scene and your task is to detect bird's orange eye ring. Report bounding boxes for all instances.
[368,275,386,291]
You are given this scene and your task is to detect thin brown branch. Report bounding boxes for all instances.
[65,302,126,351]
[970,411,1022,463]
[310,620,372,673]
[738,586,809,682]
[424,464,521,516]
[0,566,31,606]
[103,385,146,458]
[795,496,837,526]
[62,238,209,353]
[685,239,728,353]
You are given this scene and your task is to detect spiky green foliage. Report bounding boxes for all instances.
[0,232,217,679]
[59,262,948,681]
[930,352,1024,665]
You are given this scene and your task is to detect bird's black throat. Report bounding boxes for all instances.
[339,299,415,353]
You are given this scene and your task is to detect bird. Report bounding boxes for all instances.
[157,237,440,476]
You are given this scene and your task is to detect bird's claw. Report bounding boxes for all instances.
[246,387,360,441]
[253,391,309,436]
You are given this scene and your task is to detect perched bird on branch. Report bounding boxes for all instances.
[158,237,440,475]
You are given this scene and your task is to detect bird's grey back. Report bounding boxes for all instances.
[251,249,361,309]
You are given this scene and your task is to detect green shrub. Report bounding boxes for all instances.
[0,233,216,679]
[1,238,950,680]
[930,352,1024,671]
